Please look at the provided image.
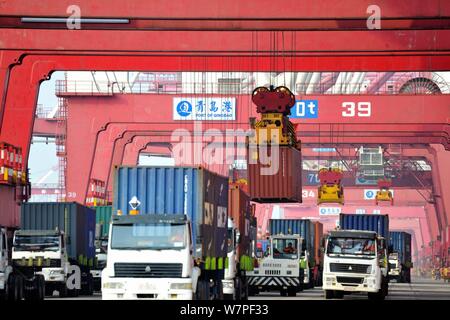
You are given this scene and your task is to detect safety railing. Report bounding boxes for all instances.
[35,104,55,119]
[55,80,450,96]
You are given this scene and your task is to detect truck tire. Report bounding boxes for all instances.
[23,278,38,301]
[194,280,208,300]
[383,279,389,297]
[36,275,45,301]
[241,281,249,301]
[280,289,288,297]
[45,284,54,297]
[333,290,344,299]
[59,283,68,298]
[68,287,79,297]
[7,274,21,301]
[248,286,258,297]
[324,290,334,299]
[87,273,94,296]
[287,287,297,297]
[368,289,385,301]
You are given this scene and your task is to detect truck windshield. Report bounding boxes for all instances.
[272,238,298,259]
[327,237,376,256]
[111,223,186,250]
[14,235,60,252]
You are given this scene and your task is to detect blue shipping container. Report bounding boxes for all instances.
[269,219,315,262]
[389,231,412,265]
[339,214,389,239]
[113,166,229,258]
[21,202,96,261]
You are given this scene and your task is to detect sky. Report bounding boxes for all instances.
[28,72,65,185]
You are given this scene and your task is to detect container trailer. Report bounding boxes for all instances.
[102,166,229,300]
[222,184,256,300]
[9,202,96,300]
[322,214,390,300]
[388,231,412,283]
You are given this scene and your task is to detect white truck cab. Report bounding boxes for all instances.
[247,234,304,297]
[388,253,401,278]
[323,230,388,300]
[0,227,16,300]
[102,214,200,300]
[12,229,69,297]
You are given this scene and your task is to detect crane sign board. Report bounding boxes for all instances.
[364,189,395,200]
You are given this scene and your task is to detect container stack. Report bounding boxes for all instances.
[86,178,107,206]
[0,141,30,202]
[247,86,302,203]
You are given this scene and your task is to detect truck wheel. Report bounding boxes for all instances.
[368,290,385,301]
[324,290,334,299]
[248,286,257,297]
[7,274,20,301]
[59,283,68,298]
[68,287,79,297]
[45,284,54,297]
[241,281,249,301]
[86,273,94,296]
[280,289,288,297]
[37,275,45,301]
[287,287,297,297]
[23,279,37,301]
[194,280,207,300]
[383,279,389,297]
[333,290,344,299]
[223,294,234,300]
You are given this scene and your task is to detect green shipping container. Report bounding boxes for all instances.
[92,206,112,239]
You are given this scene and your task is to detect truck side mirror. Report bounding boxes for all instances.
[235,231,241,245]
[388,245,394,254]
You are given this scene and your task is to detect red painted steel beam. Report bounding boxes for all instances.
[2,0,449,21]
[2,29,450,55]
[32,118,57,137]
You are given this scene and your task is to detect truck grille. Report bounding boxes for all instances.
[264,270,281,275]
[336,277,364,284]
[48,259,61,268]
[330,263,371,274]
[389,263,396,270]
[114,263,183,278]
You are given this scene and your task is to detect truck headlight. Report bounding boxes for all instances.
[222,281,234,289]
[103,282,124,289]
[325,276,335,285]
[50,270,64,275]
[170,283,192,290]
